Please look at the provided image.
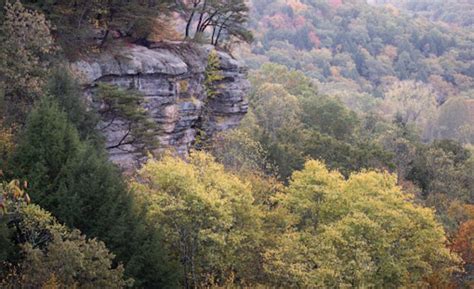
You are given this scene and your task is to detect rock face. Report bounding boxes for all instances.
[73,42,249,170]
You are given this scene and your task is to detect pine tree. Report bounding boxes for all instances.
[9,96,82,209]
[9,96,178,287]
[47,68,100,142]
[96,83,158,153]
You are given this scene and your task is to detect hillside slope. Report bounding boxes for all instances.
[241,0,473,143]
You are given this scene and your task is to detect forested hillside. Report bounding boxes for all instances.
[219,0,474,286]
[240,0,474,143]
[0,0,473,288]
[371,0,474,28]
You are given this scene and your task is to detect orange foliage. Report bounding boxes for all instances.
[447,203,474,229]
[330,66,340,78]
[451,210,474,287]
[308,31,321,48]
[453,73,474,91]
[266,13,290,30]
[382,45,398,61]
[428,75,457,101]
[463,205,474,219]
[398,179,421,196]
[384,4,400,16]
[329,0,342,9]
[149,16,182,41]
[425,273,458,289]
[267,13,308,31]
[453,220,474,264]
[286,0,308,12]
[0,120,14,158]
[293,15,306,29]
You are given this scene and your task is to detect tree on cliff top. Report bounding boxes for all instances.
[176,0,253,46]
[0,0,56,123]
[1,0,175,57]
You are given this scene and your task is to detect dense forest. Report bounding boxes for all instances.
[0,0,473,288]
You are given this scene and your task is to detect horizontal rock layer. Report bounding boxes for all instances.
[73,42,249,170]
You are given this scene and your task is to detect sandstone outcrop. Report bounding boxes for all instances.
[73,42,249,169]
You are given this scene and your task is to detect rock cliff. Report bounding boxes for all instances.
[73,42,249,170]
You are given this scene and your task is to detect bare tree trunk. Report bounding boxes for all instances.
[195,0,208,36]
[185,11,195,38]
[211,20,218,44]
[99,29,110,48]
[214,14,231,46]
[191,237,197,288]
[199,9,219,32]
[185,0,201,38]
[214,23,225,46]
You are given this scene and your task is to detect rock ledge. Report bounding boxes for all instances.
[73,42,249,170]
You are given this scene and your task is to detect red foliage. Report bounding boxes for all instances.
[329,0,343,8]
[308,31,321,48]
[266,13,290,29]
[293,15,306,29]
[452,220,474,265]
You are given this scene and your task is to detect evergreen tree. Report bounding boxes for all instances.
[10,96,82,209]
[47,68,100,142]
[9,96,178,287]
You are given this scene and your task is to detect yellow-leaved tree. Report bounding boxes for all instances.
[263,160,461,288]
[0,0,56,122]
[131,151,262,287]
[0,179,129,288]
[204,50,224,99]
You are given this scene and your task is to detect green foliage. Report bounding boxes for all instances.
[8,96,177,287]
[211,129,275,175]
[204,50,224,99]
[0,179,128,288]
[8,0,174,57]
[239,63,393,180]
[393,0,474,27]
[0,120,14,166]
[0,180,25,274]
[132,151,262,287]
[2,204,129,288]
[434,97,474,144]
[177,0,252,46]
[47,67,100,142]
[0,0,56,122]
[249,63,317,98]
[301,94,359,141]
[96,83,157,152]
[245,0,474,136]
[0,219,14,269]
[406,141,473,231]
[124,226,180,289]
[264,160,461,288]
[8,0,251,54]
[9,96,82,207]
